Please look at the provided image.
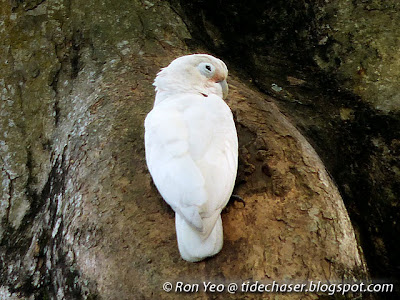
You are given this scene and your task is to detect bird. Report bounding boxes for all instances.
[144,54,238,262]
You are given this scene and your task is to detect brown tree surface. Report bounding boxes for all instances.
[0,0,389,299]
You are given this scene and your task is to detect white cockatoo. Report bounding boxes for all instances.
[144,54,238,262]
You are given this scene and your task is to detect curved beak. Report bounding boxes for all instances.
[218,79,228,99]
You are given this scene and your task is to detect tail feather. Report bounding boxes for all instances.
[175,212,223,262]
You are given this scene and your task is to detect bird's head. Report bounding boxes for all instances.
[153,54,228,104]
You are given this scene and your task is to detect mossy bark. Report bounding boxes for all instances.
[169,0,400,293]
[0,1,376,299]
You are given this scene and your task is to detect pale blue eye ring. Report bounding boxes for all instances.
[198,62,215,78]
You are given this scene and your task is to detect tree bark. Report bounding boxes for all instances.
[1,0,370,299]
[170,0,400,292]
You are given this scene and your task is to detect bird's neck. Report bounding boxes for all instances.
[154,89,207,106]
[154,90,175,106]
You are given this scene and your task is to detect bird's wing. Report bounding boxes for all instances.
[183,94,238,212]
[145,98,209,231]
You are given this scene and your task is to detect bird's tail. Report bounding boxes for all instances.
[175,212,223,262]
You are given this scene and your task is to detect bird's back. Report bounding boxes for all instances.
[145,53,238,262]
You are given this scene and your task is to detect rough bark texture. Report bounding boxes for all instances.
[0,0,390,299]
[169,0,400,294]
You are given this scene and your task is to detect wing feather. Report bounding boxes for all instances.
[145,100,207,230]
[145,94,238,234]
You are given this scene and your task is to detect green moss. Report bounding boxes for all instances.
[315,1,400,112]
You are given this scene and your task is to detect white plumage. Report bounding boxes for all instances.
[144,54,238,262]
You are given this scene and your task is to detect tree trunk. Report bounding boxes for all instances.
[1,0,372,299]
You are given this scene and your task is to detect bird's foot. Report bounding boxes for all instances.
[229,194,245,207]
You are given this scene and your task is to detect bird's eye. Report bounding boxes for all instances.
[198,62,215,77]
